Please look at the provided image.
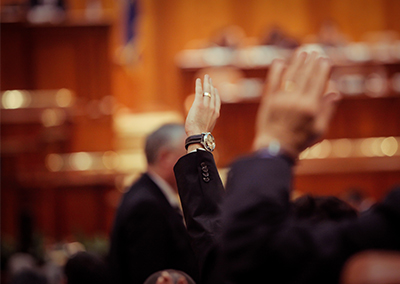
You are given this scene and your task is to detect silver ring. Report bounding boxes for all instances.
[203,92,211,98]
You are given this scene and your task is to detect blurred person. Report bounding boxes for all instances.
[10,269,48,284]
[261,25,299,49]
[63,251,111,284]
[174,51,400,284]
[340,250,400,284]
[317,19,349,48]
[144,269,196,284]
[209,25,246,49]
[342,187,375,213]
[292,194,358,223]
[7,252,48,284]
[108,121,203,284]
[303,19,349,48]
[7,252,36,277]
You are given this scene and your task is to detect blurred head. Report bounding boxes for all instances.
[64,251,110,284]
[292,194,358,223]
[10,269,48,284]
[145,123,186,188]
[143,269,196,284]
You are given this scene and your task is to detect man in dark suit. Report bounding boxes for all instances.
[175,51,400,284]
[108,123,199,284]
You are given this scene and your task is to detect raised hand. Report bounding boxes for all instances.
[185,74,221,137]
[253,51,341,160]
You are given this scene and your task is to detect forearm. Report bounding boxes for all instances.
[174,150,224,270]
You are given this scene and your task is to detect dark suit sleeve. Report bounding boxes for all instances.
[174,150,225,280]
[219,155,293,283]
[220,154,400,284]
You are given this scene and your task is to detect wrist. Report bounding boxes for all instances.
[186,143,204,153]
[256,139,297,164]
[253,135,299,161]
[185,132,215,152]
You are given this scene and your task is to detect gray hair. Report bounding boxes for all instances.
[145,123,185,165]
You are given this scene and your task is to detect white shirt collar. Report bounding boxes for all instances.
[147,170,181,209]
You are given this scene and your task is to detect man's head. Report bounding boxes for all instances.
[64,251,110,284]
[143,269,196,284]
[145,123,186,189]
[292,194,358,223]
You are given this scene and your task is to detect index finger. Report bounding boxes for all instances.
[309,57,332,100]
[266,58,286,97]
[195,78,203,100]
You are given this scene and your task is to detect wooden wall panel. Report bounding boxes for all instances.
[26,24,114,152]
[1,22,116,243]
[29,28,78,90]
[0,23,31,90]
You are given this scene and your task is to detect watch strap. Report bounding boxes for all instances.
[185,134,203,150]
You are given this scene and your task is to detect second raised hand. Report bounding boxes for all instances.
[253,51,341,159]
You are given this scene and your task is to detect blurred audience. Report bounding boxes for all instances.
[341,188,375,213]
[317,19,349,47]
[260,25,300,49]
[209,25,246,49]
[10,269,48,284]
[292,194,358,223]
[7,253,47,284]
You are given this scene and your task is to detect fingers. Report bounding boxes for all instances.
[201,74,220,116]
[203,74,211,106]
[308,58,332,99]
[210,88,221,131]
[296,51,319,92]
[186,74,220,135]
[215,88,221,116]
[266,58,286,97]
[315,91,342,135]
[281,51,307,87]
[194,78,203,102]
[209,77,216,108]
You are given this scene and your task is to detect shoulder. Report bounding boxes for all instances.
[117,176,165,216]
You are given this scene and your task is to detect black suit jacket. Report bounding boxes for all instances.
[108,173,199,284]
[174,150,225,284]
[174,150,400,284]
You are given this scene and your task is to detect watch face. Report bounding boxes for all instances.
[203,133,215,152]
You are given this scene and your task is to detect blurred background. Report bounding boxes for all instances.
[1,0,400,282]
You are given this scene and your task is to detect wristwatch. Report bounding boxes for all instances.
[185,132,216,152]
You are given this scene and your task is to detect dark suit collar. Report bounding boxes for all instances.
[137,173,173,207]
